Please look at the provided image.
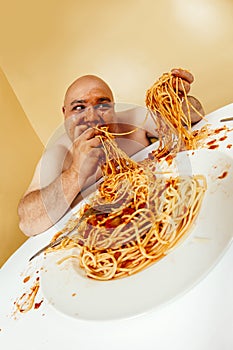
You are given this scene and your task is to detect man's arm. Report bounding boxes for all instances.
[18,128,104,236]
[18,166,83,236]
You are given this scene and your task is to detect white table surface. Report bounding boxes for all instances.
[1,103,233,350]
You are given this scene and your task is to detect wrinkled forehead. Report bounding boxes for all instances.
[64,76,114,106]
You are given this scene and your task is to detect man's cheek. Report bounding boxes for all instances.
[103,111,115,123]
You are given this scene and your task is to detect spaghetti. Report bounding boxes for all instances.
[49,129,206,280]
[145,70,206,157]
[48,69,207,281]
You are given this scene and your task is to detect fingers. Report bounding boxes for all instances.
[172,78,191,94]
[88,147,105,162]
[171,68,194,95]
[171,68,194,84]
[87,135,102,148]
[69,122,106,181]
[75,127,101,143]
[72,143,106,182]
[73,127,103,156]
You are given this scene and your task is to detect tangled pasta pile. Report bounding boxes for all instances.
[49,69,207,281]
[52,130,206,280]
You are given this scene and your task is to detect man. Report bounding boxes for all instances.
[18,68,204,236]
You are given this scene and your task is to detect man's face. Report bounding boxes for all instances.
[63,77,116,140]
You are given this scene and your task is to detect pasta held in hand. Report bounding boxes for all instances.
[145,70,206,157]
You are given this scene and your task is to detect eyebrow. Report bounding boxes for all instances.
[70,99,86,106]
[70,97,112,106]
[98,97,112,103]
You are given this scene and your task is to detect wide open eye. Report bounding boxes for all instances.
[94,103,114,112]
[72,104,86,113]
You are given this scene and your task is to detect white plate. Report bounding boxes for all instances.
[40,149,233,321]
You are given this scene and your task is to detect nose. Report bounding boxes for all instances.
[85,106,99,122]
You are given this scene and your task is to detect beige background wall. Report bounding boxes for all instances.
[0,68,44,266]
[0,0,232,265]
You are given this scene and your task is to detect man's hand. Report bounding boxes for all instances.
[171,68,205,124]
[70,126,105,184]
[171,68,194,95]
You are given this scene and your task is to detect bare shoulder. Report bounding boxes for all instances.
[25,133,72,194]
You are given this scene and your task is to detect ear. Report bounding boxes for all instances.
[62,106,65,114]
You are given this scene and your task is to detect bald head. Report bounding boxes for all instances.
[64,75,113,104]
[63,75,114,119]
